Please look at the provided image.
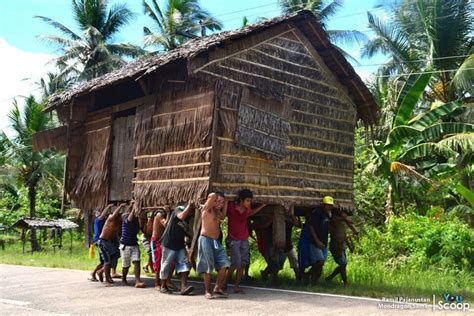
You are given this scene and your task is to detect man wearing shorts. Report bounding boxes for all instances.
[197,192,230,299]
[159,203,194,295]
[97,203,126,286]
[120,202,145,288]
[307,196,334,284]
[326,208,358,287]
[90,204,112,282]
[225,189,266,294]
[151,206,173,290]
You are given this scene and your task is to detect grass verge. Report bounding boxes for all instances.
[1,239,472,302]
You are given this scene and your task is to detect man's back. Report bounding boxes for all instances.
[160,207,186,250]
[309,207,331,246]
[100,216,120,240]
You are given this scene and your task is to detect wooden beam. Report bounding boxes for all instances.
[138,78,149,95]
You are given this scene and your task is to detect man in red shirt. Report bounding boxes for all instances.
[225,189,266,294]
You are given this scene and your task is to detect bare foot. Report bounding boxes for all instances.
[105,282,114,287]
[205,292,215,299]
[154,285,161,291]
[123,279,129,286]
[135,282,146,288]
[111,273,122,279]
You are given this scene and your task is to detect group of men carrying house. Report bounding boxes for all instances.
[89,189,358,299]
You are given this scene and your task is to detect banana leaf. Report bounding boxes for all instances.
[421,123,474,142]
[409,101,462,129]
[455,184,474,208]
[394,72,432,127]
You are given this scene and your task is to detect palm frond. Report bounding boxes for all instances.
[327,29,368,47]
[34,16,81,40]
[103,3,136,39]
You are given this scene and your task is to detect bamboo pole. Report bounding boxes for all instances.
[134,162,211,173]
[133,177,210,184]
[134,146,212,160]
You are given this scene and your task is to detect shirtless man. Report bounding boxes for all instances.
[90,204,113,282]
[151,206,171,290]
[197,192,231,299]
[326,208,359,287]
[97,203,126,285]
[140,211,155,273]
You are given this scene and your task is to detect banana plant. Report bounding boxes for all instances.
[372,71,474,212]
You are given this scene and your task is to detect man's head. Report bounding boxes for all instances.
[322,196,335,212]
[215,192,225,210]
[238,189,253,209]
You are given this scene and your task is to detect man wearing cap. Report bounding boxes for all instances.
[307,196,334,284]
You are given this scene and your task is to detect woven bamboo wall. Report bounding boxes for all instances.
[201,30,357,208]
[133,82,214,208]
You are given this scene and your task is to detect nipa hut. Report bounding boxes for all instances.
[34,10,378,245]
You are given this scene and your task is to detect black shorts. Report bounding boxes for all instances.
[97,238,119,267]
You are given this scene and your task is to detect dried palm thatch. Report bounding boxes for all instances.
[69,116,111,211]
[133,85,214,208]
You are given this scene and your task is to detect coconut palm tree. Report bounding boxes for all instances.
[0,97,64,251]
[36,0,145,81]
[279,0,367,62]
[37,72,74,100]
[361,0,473,102]
[143,0,223,51]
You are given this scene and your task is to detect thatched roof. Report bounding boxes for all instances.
[12,218,79,230]
[45,10,378,124]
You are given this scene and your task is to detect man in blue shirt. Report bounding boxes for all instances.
[89,204,112,282]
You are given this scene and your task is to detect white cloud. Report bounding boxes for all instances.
[0,38,56,136]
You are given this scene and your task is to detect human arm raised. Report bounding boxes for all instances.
[177,202,195,221]
[99,204,113,220]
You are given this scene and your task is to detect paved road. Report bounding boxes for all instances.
[0,264,448,315]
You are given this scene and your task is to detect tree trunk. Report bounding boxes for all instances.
[28,185,41,252]
[384,185,394,224]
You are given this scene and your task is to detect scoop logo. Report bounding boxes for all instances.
[437,293,470,311]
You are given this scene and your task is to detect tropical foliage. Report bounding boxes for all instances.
[0,97,64,251]
[362,0,473,102]
[279,0,367,62]
[36,0,145,81]
[143,0,222,51]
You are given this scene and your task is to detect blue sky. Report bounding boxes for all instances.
[0,0,388,133]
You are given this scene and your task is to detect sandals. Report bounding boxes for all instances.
[180,285,194,295]
[213,289,229,298]
[160,287,173,294]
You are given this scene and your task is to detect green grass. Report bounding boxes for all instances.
[1,238,472,302]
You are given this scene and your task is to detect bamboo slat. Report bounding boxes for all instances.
[134,146,212,160]
[133,177,210,184]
